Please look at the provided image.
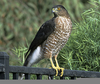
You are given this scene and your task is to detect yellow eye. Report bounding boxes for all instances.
[57,7,61,10]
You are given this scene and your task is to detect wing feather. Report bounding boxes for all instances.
[25,18,55,58]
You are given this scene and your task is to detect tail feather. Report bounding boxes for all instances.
[18,73,25,80]
[18,46,43,80]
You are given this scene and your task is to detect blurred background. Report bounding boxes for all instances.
[0,0,90,49]
[0,0,100,72]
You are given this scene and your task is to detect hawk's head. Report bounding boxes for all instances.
[52,5,69,17]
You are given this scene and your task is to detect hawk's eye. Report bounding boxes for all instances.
[57,7,61,10]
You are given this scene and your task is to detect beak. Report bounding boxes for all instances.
[52,8,57,13]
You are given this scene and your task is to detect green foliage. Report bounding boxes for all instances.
[12,46,27,65]
[0,0,95,66]
[1,0,100,80]
[58,1,100,72]
[0,0,91,48]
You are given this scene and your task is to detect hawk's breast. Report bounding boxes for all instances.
[43,16,72,58]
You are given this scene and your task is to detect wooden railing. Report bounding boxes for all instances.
[0,52,100,80]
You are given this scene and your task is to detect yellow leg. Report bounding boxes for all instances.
[55,55,64,77]
[49,58,58,76]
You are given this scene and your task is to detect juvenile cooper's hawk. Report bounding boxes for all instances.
[19,5,72,79]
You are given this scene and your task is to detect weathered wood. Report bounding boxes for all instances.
[13,73,18,79]
[25,73,30,79]
[0,52,9,79]
[0,64,5,72]
[37,74,42,79]
[9,66,55,75]
[63,69,100,78]
[9,66,100,78]
[1,52,100,80]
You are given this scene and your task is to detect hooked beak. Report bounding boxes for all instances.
[52,8,57,13]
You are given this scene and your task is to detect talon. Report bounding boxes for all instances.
[54,55,64,77]
[60,68,64,77]
[58,68,61,71]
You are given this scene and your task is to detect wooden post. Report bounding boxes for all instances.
[37,74,42,79]
[0,52,9,79]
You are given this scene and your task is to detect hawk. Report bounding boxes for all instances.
[19,5,72,79]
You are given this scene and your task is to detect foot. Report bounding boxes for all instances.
[49,57,64,77]
[51,66,64,77]
[56,67,64,77]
